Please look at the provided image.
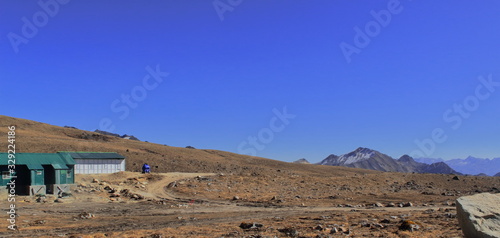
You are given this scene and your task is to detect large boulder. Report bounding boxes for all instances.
[456,193,500,238]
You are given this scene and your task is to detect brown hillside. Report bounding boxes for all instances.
[0,115,379,176]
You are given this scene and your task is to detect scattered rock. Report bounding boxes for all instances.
[372,223,384,228]
[314,225,325,231]
[32,220,46,225]
[452,176,460,180]
[403,202,413,207]
[239,222,263,230]
[110,193,120,197]
[77,212,95,219]
[360,221,371,227]
[104,185,114,191]
[374,202,384,207]
[167,181,177,188]
[380,219,391,223]
[278,227,299,237]
[36,196,46,203]
[92,178,100,183]
[232,196,240,201]
[399,220,421,232]
[456,193,500,238]
[148,234,163,238]
[54,199,63,203]
[131,194,144,200]
[444,200,456,206]
[386,202,395,207]
[338,227,350,235]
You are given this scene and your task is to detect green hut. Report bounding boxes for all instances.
[0,153,75,195]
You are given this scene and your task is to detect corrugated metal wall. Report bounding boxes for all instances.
[74,159,125,174]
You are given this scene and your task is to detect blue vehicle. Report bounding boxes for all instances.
[142,163,150,173]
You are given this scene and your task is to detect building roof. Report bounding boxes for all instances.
[0,153,75,168]
[0,152,125,170]
[64,152,125,159]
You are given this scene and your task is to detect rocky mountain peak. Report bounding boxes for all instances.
[398,155,415,163]
[293,158,311,164]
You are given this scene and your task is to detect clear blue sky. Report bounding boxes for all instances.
[2,0,500,162]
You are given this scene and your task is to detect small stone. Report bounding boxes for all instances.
[78,212,95,219]
[167,181,177,188]
[403,202,413,207]
[314,225,324,231]
[399,220,421,231]
[278,227,299,237]
[239,222,263,230]
[372,223,384,228]
[110,193,120,197]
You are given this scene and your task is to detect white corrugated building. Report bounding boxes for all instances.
[65,152,126,174]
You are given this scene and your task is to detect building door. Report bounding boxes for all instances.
[42,165,55,194]
[15,165,30,195]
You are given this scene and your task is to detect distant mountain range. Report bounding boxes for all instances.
[95,129,140,141]
[318,147,459,175]
[415,157,500,176]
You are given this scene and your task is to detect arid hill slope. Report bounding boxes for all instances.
[0,115,378,177]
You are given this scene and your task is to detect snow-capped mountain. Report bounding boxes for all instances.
[319,147,376,166]
[318,147,458,174]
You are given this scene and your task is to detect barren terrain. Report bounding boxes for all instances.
[0,115,499,237]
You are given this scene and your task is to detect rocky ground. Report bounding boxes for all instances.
[1,116,499,237]
[0,171,498,238]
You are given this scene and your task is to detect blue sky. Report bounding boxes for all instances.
[2,0,500,162]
